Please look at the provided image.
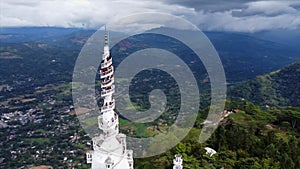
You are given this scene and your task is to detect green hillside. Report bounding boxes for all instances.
[135,100,300,169]
[229,61,300,107]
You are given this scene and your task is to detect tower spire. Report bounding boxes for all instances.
[104,25,108,46]
[86,27,134,169]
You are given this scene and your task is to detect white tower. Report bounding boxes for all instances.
[173,154,183,169]
[86,27,134,169]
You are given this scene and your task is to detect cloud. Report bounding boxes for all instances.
[0,0,194,28]
[163,0,252,12]
[0,0,300,32]
[184,1,300,32]
[105,12,198,34]
[232,1,300,17]
[192,11,300,32]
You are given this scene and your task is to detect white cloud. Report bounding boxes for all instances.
[234,1,299,17]
[0,0,194,28]
[186,1,300,32]
[0,0,300,32]
[105,12,198,34]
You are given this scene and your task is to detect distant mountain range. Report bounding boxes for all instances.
[247,28,300,52]
[1,27,299,83]
[229,61,300,107]
[205,31,299,82]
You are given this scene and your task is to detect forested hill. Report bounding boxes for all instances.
[229,61,300,107]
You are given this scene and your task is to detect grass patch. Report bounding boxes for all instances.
[119,118,156,137]
[83,116,98,128]
[24,137,51,144]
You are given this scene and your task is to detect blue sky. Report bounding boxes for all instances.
[1,0,300,32]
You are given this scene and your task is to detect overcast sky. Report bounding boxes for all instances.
[1,0,300,32]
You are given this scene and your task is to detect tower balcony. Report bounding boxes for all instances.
[100,69,113,79]
[101,85,115,97]
[101,58,112,68]
[100,66,114,77]
[101,101,115,112]
[101,77,114,88]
